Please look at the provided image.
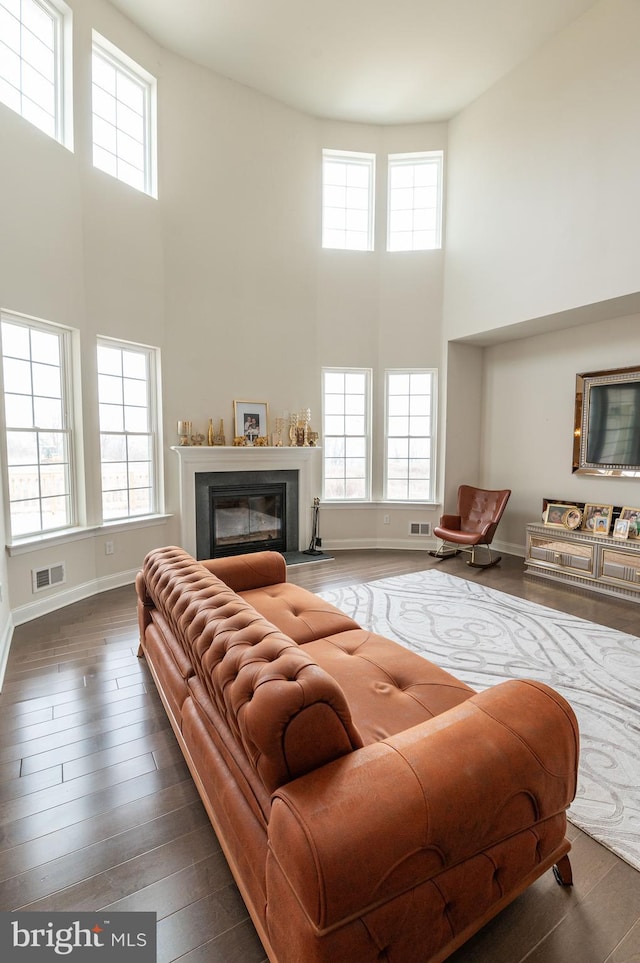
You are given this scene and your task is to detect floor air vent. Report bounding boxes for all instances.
[32,562,66,593]
[409,522,431,537]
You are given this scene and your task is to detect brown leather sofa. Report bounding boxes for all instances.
[136,546,579,963]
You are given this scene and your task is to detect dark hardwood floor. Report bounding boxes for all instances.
[1,549,639,962]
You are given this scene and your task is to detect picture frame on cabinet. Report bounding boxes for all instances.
[581,503,613,536]
[619,506,640,538]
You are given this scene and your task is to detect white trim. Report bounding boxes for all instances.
[322,149,375,251]
[0,611,14,692]
[11,567,139,626]
[91,31,158,198]
[387,150,443,252]
[6,513,172,556]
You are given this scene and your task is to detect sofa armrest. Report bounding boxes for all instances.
[268,678,578,931]
[200,550,287,592]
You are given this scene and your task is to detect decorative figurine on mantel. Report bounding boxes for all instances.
[233,435,246,446]
[207,418,215,446]
[214,419,226,446]
[288,409,314,446]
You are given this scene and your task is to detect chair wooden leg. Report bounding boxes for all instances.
[553,855,573,886]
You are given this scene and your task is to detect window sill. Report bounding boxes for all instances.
[7,514,172,556]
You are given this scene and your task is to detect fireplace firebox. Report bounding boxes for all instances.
[195,470,299,559]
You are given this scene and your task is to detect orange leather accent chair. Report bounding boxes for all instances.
[431,484,511,568]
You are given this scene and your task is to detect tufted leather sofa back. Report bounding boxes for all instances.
[141,546,363,793]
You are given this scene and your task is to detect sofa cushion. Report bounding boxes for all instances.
[304,629,475,743]
[238,582,361,644]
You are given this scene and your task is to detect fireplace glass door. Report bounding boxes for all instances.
[210,484,286,556]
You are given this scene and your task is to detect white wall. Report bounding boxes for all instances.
[442,0,640,553]
[443,0,640,341]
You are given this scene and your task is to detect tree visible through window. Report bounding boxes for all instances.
[0,314,74,537]
[322,368,371,499]
[97,339,157,521]
[385,369,436,500]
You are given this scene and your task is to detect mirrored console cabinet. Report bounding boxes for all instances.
[525,522,640,603]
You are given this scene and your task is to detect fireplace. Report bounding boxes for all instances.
[195,470,298,559]
[172,445,321,559]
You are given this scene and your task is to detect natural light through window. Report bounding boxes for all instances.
[385,369,436,500]
[0,314,74,538]
[0,0,70,144]
[97,339,158,521]
[387,152,443,252]
[92,32,156,197]
[322,368,371,499]
[322,150,375,251]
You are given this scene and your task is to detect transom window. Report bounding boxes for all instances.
[0,0,71,145]
[322,150,375,251]
[0,313,74,537]
[387,152,443,251]
[322,368,371,500]
[385,369,436,500]
[97,339,159,521]
[92,32,157,197]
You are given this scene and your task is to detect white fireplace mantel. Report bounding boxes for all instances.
[171,446,322,557]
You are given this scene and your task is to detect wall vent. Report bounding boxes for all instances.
[409,522,431,537]
[32,562,66,593]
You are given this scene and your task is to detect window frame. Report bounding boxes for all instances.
[387,151,444,252]
[0,310,77,540]
[0,0,73,147]
[91,31,157,198]
[384,368,437,502]
[322,366,372,502]
[97,336,162,524]
[322,149,375,252]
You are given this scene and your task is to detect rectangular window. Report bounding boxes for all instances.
[385,369,436,500]
[322,149,375,251]
[387,151,443,252]
[92,32,157,197]
[322,368,371,500]
[97,338,160,521]
[0,312,74,538]
[0,0,71,145]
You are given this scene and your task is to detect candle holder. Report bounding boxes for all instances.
[177,420,192,445]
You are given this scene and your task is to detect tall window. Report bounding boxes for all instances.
[0,0,71,145]
[0,313,74,537]
[387,152,443,251]
[322,150,375,251]
[97,339,159,521]
[385,369,436,500]
[322,368,371,500]
[92,32,157,197]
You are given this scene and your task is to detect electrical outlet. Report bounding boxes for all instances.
[105,540,114,556]
[383,514,390,524]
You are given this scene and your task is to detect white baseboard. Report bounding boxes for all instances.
[11,568,139,626]
[326,536,439,551]
[0,611,14,692]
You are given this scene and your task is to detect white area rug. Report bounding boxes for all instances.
[319,569,640,872]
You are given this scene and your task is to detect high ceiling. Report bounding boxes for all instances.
[109,0,600,125]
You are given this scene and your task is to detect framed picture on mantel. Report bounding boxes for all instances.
[234,400,268,444]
